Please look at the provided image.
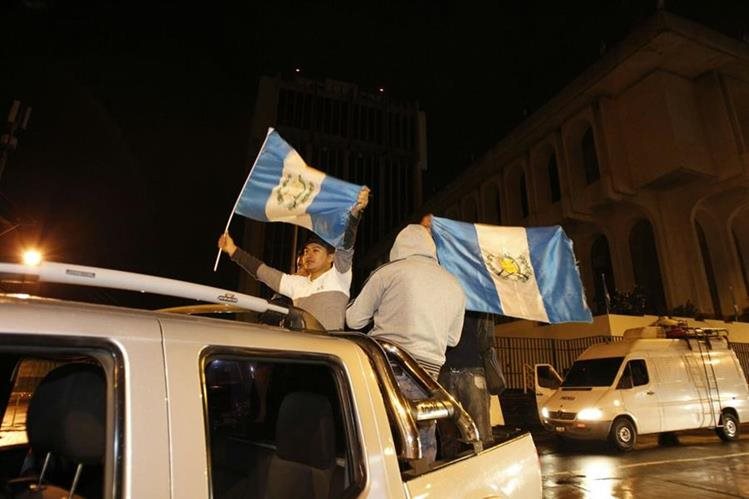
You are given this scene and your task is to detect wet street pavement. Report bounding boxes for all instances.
[537,427,749,498]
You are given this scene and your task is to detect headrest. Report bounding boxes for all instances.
[275,392,335,470]
[27,363,106,465]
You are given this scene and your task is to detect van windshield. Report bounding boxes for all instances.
[562,357,624,388]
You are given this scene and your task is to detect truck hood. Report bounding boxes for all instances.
[545,387,608,413]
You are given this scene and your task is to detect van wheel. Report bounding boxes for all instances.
[609,417,637,452]
[716,411,740,442]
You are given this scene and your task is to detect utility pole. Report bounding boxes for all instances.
[0,99,32,184]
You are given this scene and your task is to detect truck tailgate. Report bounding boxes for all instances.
[404,432,542,498]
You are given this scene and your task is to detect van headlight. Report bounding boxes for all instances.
[577,408,603,421]
[541,407,549,418]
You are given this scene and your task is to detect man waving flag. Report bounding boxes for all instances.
[430,216,592,324]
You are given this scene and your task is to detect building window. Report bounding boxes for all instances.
[696,222,722,318]
[519,172,529,219]
[629,219,666,315]
[482,184,501,224]
[463,198,479,223]
[734,227,749,295]
[547,154,561,203]
[352,105,361,139]
[341,101,349,137]
[323,98,332,134]
[294,91,304,128]
[277,89,292,126]
[581,127,600,185]
[591,235,615,315]
[302,94,312,129]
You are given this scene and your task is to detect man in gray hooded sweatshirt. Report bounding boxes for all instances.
[346,224,465,465]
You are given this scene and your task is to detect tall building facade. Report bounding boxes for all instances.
[416,12,749,321]
[242,75,426,296]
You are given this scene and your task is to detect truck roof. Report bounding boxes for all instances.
[0,293,351,347]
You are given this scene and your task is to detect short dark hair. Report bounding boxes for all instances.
[303,234,335,253]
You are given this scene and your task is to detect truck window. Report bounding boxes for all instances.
[0,358,63,448]
[562,357,624,388]
[203,356,364,499]
[0,350,117,499]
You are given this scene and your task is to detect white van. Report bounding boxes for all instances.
[537,323,749,451]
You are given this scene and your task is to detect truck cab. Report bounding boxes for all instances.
[0,261,542,498]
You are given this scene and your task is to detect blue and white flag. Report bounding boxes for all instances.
[234,128,362,249]
[431,216,592,323]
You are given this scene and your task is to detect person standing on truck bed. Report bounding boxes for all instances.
[345,223,465,465]
[218,186,369,331]
[438,311,496,457]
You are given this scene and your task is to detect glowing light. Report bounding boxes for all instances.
[541,407,549,418]
[22,249,43,266]
[378,87,384,93]
[577,407,603,421]
[295,67,301,73]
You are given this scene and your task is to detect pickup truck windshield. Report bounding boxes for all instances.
[562,357,624,387]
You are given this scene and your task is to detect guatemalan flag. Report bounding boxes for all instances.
[234,128,363,249]
[431,216,592,324]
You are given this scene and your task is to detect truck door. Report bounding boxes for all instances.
[617,358,661,434]
[533,364,562,420]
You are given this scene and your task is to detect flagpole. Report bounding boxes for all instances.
[213,128,274,271]
[601,273,611,314]
[290,225,299,273]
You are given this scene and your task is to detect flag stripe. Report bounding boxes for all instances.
[308,175,362,244]
[431,219,503,314]
[235,130,291,222]
[475,224,549,323]
[527,227,589,323]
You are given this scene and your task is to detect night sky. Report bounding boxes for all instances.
[1,0,747,307]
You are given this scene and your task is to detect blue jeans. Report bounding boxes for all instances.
[438,367,493,457]
[392,368,437,465]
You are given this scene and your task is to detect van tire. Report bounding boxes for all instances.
[716,411,740,442]
[609,417,637,452]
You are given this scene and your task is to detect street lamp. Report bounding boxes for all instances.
[22,249,42,266]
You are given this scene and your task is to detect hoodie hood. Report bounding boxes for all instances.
[389,224,437,261]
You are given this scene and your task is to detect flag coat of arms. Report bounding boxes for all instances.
[233,128,362,248]
[430,216,592,323]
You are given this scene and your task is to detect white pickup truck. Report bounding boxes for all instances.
[0,262,542,498]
